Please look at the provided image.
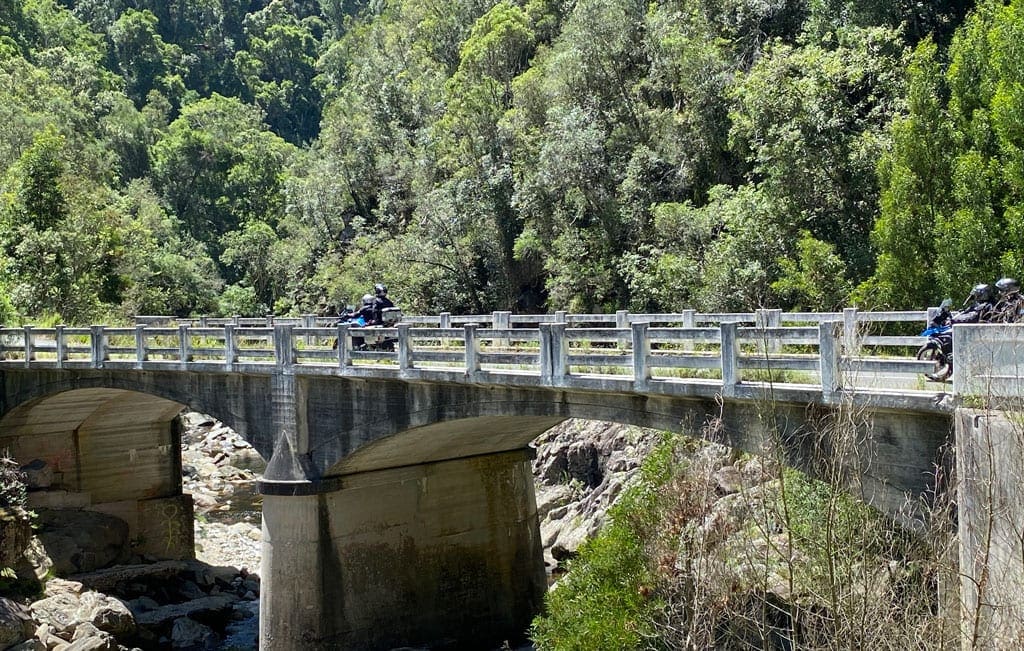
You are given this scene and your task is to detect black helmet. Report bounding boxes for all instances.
[971,283,995,303]
[374,283,387,297]
[996,277,1020,294]
[362,294,374,306]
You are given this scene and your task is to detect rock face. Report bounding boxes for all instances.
[533,420,663,571]
[34,509,131,575]
[0,597,34,649]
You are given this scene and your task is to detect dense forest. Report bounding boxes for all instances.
[0,0,1021,324]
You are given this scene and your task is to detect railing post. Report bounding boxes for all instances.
[302,314,315,346]
[551,322,568,385]
[90,325,107,369]
[440,312,452,348]
[335,323,351,368]
[23,326,33,367]
[720,322,738,397]
[464,323,480,378]
[274,324,295,371]
[177,325,191,366]
[397,323,412,371]
[754,309,768,355]
[493,311,511,348]
[555,310,568,324]
[616,310,629,350]
[843,307,859,355]
[681,309,696,351]
[199,316,208,328]
[55,325,64,369]
[134,324,147,369]
[224,324,237,367]
[631,321,650,390]
[768,308,782,353]
[819,321,841,402]
[266,313,275,327]
[233,314,242,327]
[539,323,568,385]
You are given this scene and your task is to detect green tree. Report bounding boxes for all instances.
[149,94,296,270]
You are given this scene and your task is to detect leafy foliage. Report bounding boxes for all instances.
[0,0,1011,323]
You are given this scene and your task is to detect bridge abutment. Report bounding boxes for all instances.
[259,448,546,650]
[955,408,1024,648]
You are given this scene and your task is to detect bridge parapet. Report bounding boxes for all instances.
[2,310,949,413]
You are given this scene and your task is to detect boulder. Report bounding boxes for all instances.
[5,639,46,651]
[135,595,238,629]
[0,597,34,649]
[170,617,218,650]
[31,593,81,635]
[61,633,117,651]
[34,510,129,575]
[75,592,135,637]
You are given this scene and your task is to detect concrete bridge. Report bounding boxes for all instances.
[0,310,1018,649]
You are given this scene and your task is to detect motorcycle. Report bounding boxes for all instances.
[916,299,953,382]
[334,307,403,351]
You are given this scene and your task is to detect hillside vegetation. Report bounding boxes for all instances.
[0,0,1021,323]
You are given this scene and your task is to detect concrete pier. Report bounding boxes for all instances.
[259,448,546,650]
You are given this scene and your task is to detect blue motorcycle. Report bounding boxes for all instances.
[917,299,953,382]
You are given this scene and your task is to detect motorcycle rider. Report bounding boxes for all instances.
[952,283,995,324]
[990,277,1023,323]
[372,283,395,324]
[345,294,377,325]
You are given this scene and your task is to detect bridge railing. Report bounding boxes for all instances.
[1,313,945,404]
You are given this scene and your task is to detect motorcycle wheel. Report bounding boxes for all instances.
[916,343,952,382]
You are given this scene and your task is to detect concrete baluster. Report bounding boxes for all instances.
[843,307,859,355]
[274,324,295,371]
[754,309,768,355]
[768,309,782,353]
[819,321,841,402]
[177,325,191,366]
[616,310,630,350]
[224,324,237,367]
[233,314,242,327]
[440,312,452,348]
[555,310,568,325]
[397,323,412,371]
[23,326,32,367]
[55,325,64,369]
[681,309,696,351]
[135,324,147,369]
[266,313,275,327]
[464,323,480,378]
[539,323,566,384]
[720,322,738,397]
[90,325,107,368]
[493,311,511,349]
[632,321,650,391]
[335,323,350,368]
[199,316,209,328]
[551,322,569,385]
[301,314,315,347]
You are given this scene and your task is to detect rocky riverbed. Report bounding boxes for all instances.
[1,412,663,650]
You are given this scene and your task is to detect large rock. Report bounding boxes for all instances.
[170,616,218,650]
[34,510,130,575]
[134,595,238,629]
[0,597,34,649]
[76,591,135,637]
[30,590,135,638]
